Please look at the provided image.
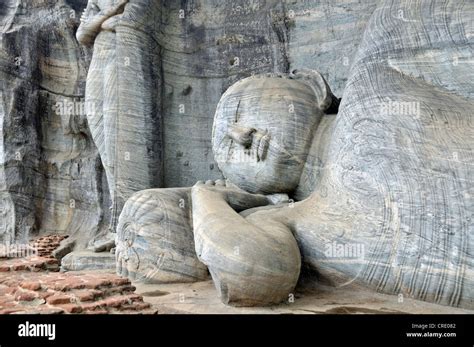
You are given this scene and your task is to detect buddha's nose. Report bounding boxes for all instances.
[227,125,256,148]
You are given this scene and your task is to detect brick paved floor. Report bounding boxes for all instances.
[0,235,156,314]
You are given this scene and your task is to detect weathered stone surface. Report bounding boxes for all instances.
[288,0,379,97]
[197,0,473,308]
[158,0,376,187]
[302,0,473,309]
[119,0,474,310]
[0,0,107,249]
[116,188,208,283]
[157,1,289,187]
[77,0,163,231]
[1,0,472,313]
[0,0,377,264]
[61,250,115,271]
[0,234,155,314]
[134,280,473,314]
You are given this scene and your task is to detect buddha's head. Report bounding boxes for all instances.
[212,69,338,194]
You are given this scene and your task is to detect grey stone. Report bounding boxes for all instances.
[1,0,472,311]
[61,250,116,271]
[116,188,209,283]
[119,0,474,309]
[0,0,106,248]
[0,0,370,249]
[77,0,163,232]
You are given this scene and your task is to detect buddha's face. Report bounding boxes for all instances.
[212,75,322,194]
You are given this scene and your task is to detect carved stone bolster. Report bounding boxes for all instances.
[191,184,301,306]
[116,188,208,283]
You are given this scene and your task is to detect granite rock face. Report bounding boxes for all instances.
[77,0,164,231]
[157,0,289,187]
[201,0,473,308]
[1,0,371,249]
[311,0,473,309]
[118,0,474,310]
[3,0,472,313]
[158,0,377,187]
[0,0,108,246]
[288,0,378,96]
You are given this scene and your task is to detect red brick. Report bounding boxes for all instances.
[0,234,152,314]
[4,287,17,295]
[118,302,151,311]
[20,281,42,291]
[81,302,105,312]
[46,294,73,305]
[83,279,111,289]
[29,266,43,272]
[11,264,27,271]
[104,284,136,296]
[38,290,56,300]
[58,304,83,314]
[53,279,85,291]
[44,258,58,265]
[102,294,142,308]
[73,289,102,302]
[15,291,37,301]
[111,278,130,286]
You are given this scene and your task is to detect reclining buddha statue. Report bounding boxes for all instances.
[116,0,473,309]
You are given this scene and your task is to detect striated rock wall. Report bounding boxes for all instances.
[0,0,107,244]
[295,0,474,308]
[288,0,378,96]
[158,0,289,187]
[158,0,377,187]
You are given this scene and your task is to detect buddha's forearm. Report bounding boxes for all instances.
[192,188,250,235]
[191,187,268,255]
[191,185,269,219]
[191,185,301,306]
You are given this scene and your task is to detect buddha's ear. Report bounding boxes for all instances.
[289,69,340,114]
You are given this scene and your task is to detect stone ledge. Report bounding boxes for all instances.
[61,251,116,272]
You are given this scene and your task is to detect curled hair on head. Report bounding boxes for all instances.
[289,69,340,114]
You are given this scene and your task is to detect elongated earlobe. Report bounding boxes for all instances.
[289,68,340,114]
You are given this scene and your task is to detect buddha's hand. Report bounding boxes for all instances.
[103,0,128,17]
[191,180,283,212]
[101,0,128,29]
